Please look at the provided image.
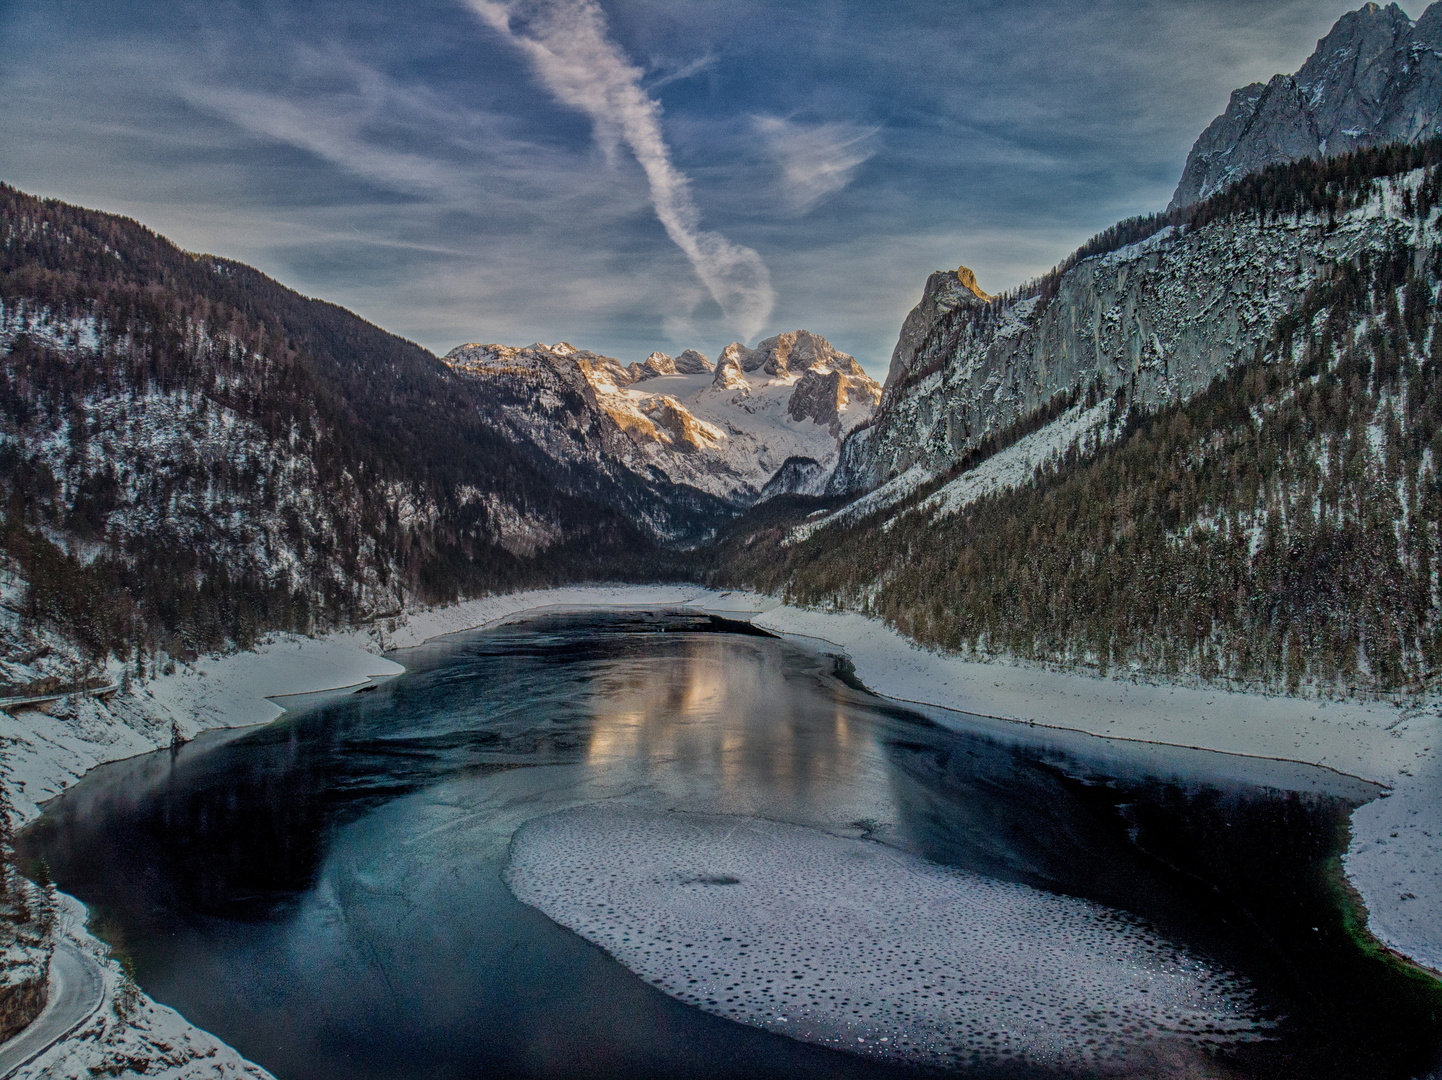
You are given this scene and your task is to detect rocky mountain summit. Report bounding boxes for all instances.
[884,266,993,390]
[626,349,715,381]
[725,141,1442,704]
[1171,1,1442,208]
[831,151,1430,501]
[444,330,880,507]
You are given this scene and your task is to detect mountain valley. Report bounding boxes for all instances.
[6,5,1442,1075]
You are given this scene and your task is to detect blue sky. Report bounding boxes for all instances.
[0,0,1368,375]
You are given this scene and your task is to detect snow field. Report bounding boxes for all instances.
[1344,754,1442,974]
[505,806,1269,1070]
[788,399,1113,546]
[751,605,1430,784]
[909,400,1114,520]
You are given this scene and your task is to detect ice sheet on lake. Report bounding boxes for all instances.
[505,806,1270,1070]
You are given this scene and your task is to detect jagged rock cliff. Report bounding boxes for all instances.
[723,153,1442,702]
[675,349,714,374]
[884,269,988,389]
[832,167,1430,498]
[1171,1,1442,209]
[444,331,880,508]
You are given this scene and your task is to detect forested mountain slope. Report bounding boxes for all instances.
[0,184,701,685]
[716,145,1442,696]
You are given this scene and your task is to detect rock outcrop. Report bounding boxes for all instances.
[786,369,848,428]
[955,265,992,301]
[1171,1,1442,209]
[629,351,677,380]
[884,268,990,390]
[712,343,755,389]
[756,456,831,501]
[675,349,714,374]
[0,875,52,1044]
[761,331,866,379]
[833,177,1427,495]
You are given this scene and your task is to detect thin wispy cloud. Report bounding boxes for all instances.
[466,0,775,339]
[1,0,1367,371]
[754,116,878,213]
[183,83,462,199]
[644,51,718,94]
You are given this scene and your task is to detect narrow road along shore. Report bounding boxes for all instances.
[0,941,103,1079]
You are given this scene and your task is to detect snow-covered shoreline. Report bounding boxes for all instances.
[2,584,1438,1076]
[14,895,275,1080]
[744,602,1441,977]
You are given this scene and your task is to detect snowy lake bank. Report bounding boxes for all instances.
[21,611,1430,1079]
[1,584,1438,1078]
[382,586,1441,980]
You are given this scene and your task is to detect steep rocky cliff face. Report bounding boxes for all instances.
[721,157,1442,696]
[1171,1,1442,209]
[831,160,1429,500]
[883,269,989,389]
[446,330,879,507]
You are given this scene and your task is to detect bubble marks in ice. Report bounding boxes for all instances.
[504,807,1271,1071]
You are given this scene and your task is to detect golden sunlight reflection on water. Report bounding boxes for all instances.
[581,636,893,824]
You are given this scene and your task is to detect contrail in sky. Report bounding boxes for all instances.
[465,0,775,339]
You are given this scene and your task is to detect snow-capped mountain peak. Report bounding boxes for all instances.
[442,332,880,505]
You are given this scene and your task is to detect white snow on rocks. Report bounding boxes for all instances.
[443,339,881,504]
[505,806,1269,1070]
[15,894,275,1080]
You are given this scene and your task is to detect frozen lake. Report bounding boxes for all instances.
[21,612,1442,1078]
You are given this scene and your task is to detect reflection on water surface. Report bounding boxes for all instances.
[20,611,1442,1080]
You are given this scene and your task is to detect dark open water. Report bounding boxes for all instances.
[19,612,1442,1079]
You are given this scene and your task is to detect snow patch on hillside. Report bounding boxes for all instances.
[789,401,1114,544]
[0,304,102,354]
[908,401,1114,522]
[785,466,934,545]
